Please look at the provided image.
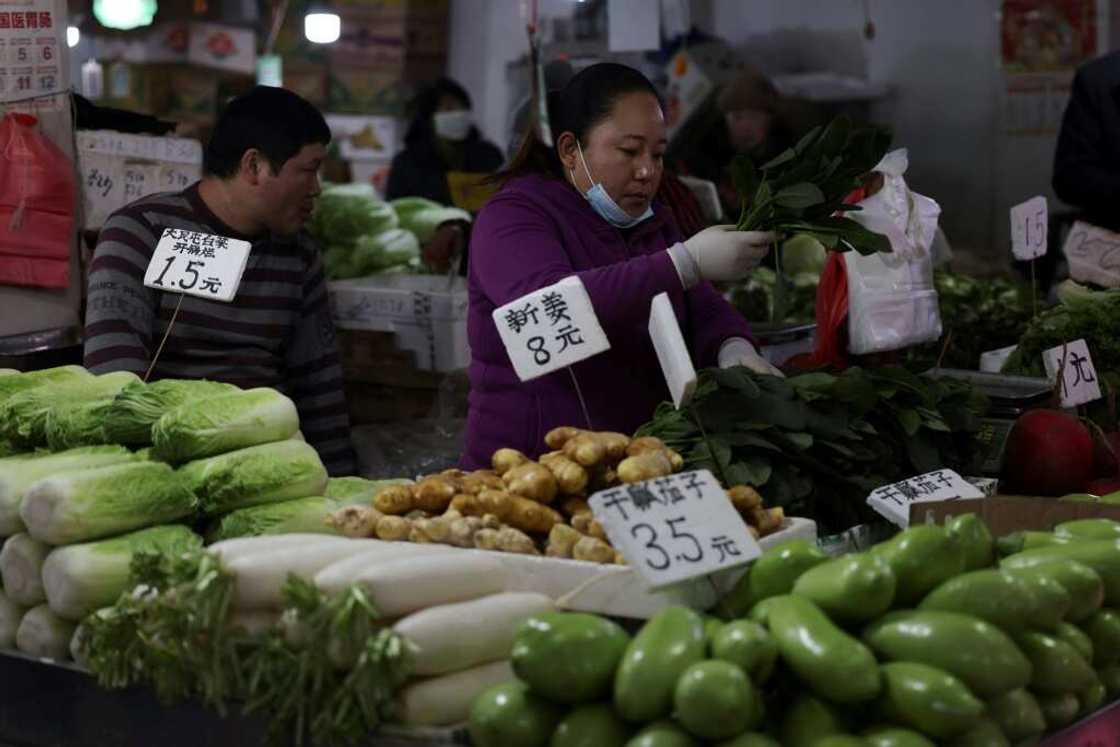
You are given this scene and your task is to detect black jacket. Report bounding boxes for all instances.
[1053,52,1120,231]
[384,131,503,204]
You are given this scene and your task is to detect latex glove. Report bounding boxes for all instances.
[718,337,785,378]
[668,225,775,289]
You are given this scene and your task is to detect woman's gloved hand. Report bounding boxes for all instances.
[718,337,785,378]
[668,225,775,288]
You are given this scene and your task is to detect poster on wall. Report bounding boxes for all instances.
[1001,0,1097,73]
[1003,72,1073,135]
[187,22,255,75]
[0,0,65,108]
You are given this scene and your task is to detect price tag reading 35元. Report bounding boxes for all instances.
[589,469,761,589]
[143,228,251,303]
[492,276,610,382]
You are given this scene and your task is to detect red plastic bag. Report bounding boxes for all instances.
[0,113,75,289]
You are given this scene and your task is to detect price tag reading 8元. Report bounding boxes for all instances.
[589,469,761,589]
[143,228,251,303]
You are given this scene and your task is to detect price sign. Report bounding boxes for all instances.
[979,344,1017,373]
[492,277,610,382]
[649,292,697,408]
[1010,196,1048,261]
[1062,220,1120,289]
[867,469,984,528]
[143,229,250,303]
[589,470,761,589]
[1043,339,1102,408]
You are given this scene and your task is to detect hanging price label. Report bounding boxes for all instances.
[1043,339,1103,408]
[492,277,610,382]
[867,469,984,528]
[1062,220,1120,289]
[143,228,250,303]
[1010,196,1047,261]
[589,470,761,589]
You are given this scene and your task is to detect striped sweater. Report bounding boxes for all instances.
[83,184,357,476]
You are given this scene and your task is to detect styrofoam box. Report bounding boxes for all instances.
[329,275,469,372]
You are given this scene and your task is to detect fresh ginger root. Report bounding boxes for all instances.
[413,477,457,513]
[571,512,608,541]
[448,516,484,547]
[560,497,591,518]
[627,436,685,471]
[750,506,783,536]
[544,426,582,450]
[327,505,382,538]
[496,527,539,555]
[477,489,563,534]
[373,484,414,515]
[539,452,589,496]
[410,516,453,544]
[573,536,615,564]
[459,470,504,495]
[503,462,559,504]
[546,524,582,558]
[375,515,411,541]
[727,485,763,513]
[618,450,673,484]
[492,448,530,476]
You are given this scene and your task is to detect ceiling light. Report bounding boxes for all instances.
[93,0,157,31]
[304,11,340,44]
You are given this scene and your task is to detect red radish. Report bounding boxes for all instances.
[1003,410,1094,496]
[1091,427,1119,478]
[1088,477,1120,496]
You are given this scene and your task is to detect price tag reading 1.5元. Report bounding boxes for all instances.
[589,469,761,589]
[1010,195,1047,261]
[143,228,251,303]
[492,276,610,382]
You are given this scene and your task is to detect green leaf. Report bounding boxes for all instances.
[897,408,922,437]
[760,148,797,171]
[725,457,773,487]
[711,367,762,396]
[773,182,826,210]
[793,125,824,154]
[782,432,814,450]
[730,156,759,201]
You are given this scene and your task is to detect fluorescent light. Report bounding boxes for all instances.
[93,0,157,31]
[67,26,80,48]
[304,12,340,44]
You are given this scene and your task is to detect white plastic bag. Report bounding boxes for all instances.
[844,149,943,355]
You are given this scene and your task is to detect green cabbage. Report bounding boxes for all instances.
[0,446,139,535]
[397,206,471,244]
[324,476,409,504]
[179,439,329,516]
[323,246,359,280]
[45,399,114,451]
[309,183,399,248]
[103,379,240,446]
[352,228,420,274]
[206,495,342,542]
[41,525,202,621]
[19,460,198,545]
[151,387,300,463]
[1,371,138,448]
[781,234,828,276]
[0,365,90,406]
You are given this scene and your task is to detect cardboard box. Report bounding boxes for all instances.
[910,496,1120,536]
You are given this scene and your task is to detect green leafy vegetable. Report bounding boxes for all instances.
[308,183,399,248]
[207,496,342,542]
[179,439,329,516]
[151,387,300,463]
[1,371,140,448]
[103,379,240,446]
[351,228,421,275]
[0,365,90,407]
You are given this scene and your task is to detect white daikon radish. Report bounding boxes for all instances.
[228,609,280,635]
[209,533,356,563]
[70,624,88,667]
[314,542,457,595]
[16,604,76,660]
[397,660,516,726]
[227,538,367,610]
[393,592,554,676]
[0,533,50,606]
[351,554,509,618]
[0,589,26,648]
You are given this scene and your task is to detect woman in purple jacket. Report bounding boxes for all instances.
[462,63,780,468]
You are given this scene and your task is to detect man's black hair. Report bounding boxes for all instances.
[203,86,331,178]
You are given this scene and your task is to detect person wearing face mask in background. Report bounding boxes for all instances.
[386,78,504,273]
[461,63,780,468]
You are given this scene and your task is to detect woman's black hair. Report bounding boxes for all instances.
[496,62,662,183]
[403,77,474,146]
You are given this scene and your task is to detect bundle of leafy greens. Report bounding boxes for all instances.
[733,116,893,256]
[638,366,986,534]
[103,379,240,446]
[904,272,1039,371]
[80,550,413,746]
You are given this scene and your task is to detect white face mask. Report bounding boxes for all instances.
[433,110,473,141]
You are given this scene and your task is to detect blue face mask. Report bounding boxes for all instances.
[573,140,653,229]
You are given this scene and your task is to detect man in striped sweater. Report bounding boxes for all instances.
[83,86,357,475]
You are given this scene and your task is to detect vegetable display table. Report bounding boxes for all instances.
[0,651,466,747]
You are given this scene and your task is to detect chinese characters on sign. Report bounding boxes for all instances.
[492,277,610,382]
[1062,221,1120,289]
[589,469,761,589]
[1043,339,1102,408]
[0,1,63,106]
[1010,196,1047,261]
[143,228,251,303]
[867,469,984,528]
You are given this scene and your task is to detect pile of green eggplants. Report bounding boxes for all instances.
[468,513,1120,747]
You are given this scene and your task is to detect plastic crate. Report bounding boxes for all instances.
[329,275,469,372]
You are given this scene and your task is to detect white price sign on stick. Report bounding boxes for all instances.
[1062,220,1120,289]
[493,277,610,382]
[143,229,250,303]
[1043,339,1103,408]
[589,469,761,589]
[1010,196,1048,261]
[867,469,984,528]
[649,292,697,408]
